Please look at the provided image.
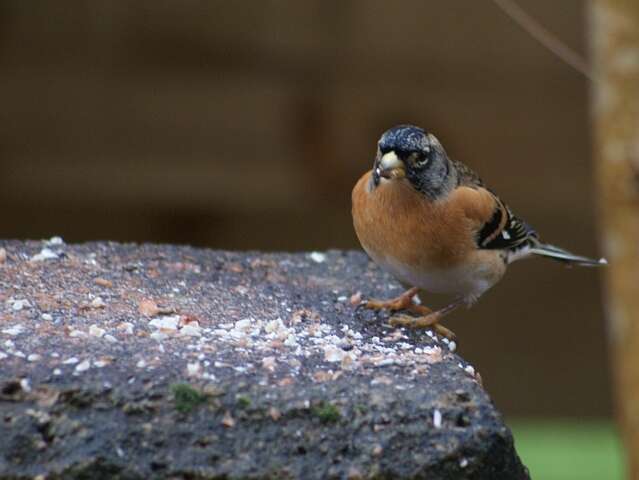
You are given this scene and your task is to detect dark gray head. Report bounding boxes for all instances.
[372,125,454,198]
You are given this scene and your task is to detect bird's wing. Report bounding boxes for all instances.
[451,184,538,251]
[475,192,538,250]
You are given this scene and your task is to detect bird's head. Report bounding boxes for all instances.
[372,125,452,198]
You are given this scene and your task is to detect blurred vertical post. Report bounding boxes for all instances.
[591,0,639,477]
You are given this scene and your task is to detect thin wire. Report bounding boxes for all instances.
[490,0,595,81]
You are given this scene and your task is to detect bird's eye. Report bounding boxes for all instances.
[413,153,428,168]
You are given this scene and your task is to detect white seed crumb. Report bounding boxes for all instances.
[27,354,41,362]
[234,318,253,331]
[265,318,286,334]
[187,362,202,377]
[12,300,30,311]
[41,313,53,321]
[448,341,457,352]
[75,360,91,373]
[150,331,168,341]
[262,356,276,371]
[0,352,7,360]
[53,368,62,376]
[63,357,79,365]
[20,378,31,392]
[433,409,443,429]
[118,322,134,334]
[2,325,24,336]
[324,345,345,362]
[309,251,326,263]
[104,334,118,343]
[89,325,106,338]
[180,324,202,337]
[69,329,87,338]
[47,236,64,245]
[464,365,475,376]
[31,248,59,262]
[460,458,469,468]
[136,360,147,369]
[375,358,395,367]
[149,315,179,330]
[229,329,247,340]
[90,297,106,308]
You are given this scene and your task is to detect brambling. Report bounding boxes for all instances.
[352,125,606,339]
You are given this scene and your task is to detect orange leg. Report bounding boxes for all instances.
[389,301,461,340]
[362,287,423,312]
[361,288,457,340]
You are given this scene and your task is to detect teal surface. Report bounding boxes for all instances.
[510,420,626,480]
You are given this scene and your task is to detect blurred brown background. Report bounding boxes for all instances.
[0,1,608,418]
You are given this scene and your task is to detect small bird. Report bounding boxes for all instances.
[352,125,606,339]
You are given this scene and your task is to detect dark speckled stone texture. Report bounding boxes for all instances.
[0,240,529,479]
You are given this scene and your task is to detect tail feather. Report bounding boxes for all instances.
[529,243,607,267]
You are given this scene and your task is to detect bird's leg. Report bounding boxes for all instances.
[361,287,456,339]
[389,300,463,340]
[362,287,421,312]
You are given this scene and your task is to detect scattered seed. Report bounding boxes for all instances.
[3,325,24,336]
[94,278,113,288]
[89,325,106,338]
[222,411,235,428]
[309,252,326,263]
[90,297,106,308]
[138,299,160,317]
[433,409,442,429]
[75,360,91,373]
[30,248,59,262]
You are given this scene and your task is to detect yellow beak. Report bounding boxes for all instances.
[377,151,405,179]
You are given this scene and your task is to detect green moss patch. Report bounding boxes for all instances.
[313,402,341,424]
[171,383,208,414]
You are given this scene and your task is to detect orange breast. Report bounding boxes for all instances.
[351,170,484,270]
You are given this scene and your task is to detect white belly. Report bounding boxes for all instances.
[367,250,500,298]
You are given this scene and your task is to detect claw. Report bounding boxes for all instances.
[354,300,369,314]
[389,311,457,341]
[354,288,458,341]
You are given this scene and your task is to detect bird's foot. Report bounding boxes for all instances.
[389,313,456,341]
[360,287,422,312]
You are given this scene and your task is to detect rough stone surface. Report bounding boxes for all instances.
[0,239,529,479]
